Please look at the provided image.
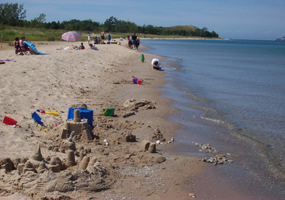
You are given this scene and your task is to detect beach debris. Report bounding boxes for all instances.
[104,139,109,146]
[194,142,234,165]
[156,140,161,144]
[2,116,17,125]
[189,193,196,198]
[194,142,217,154]
[152,128,166,141]
[40,109,45,113]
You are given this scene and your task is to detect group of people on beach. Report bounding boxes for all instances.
[127,33,161,70]
[13,36,35,55]
[14,31,161,70]
[127,33,140,51]
[87,31,113,45]
[57,42,97,51]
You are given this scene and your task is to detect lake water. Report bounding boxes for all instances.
[141,39,285,199]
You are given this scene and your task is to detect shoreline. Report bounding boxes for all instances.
[141,40,284,200]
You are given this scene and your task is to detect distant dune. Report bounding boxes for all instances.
[275,36,285,41]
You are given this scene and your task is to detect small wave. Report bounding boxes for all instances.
[201,116,225,125]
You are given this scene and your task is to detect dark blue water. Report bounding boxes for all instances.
[141,39,285,198]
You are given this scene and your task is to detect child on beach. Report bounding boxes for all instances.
[151,58,162,70]
[89,44,98,50]
[13,37,19,54]
[107,34,111,44]
[88,34,91,44]
[79,43,85,49]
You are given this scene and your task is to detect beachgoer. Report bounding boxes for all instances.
[79,43,85,49]
[89,43,97,50]
[94,36,99,44]
[128,39,132,49]
[136,37,140,51]
[151,58,161,70]
[107,34,111,44]
[56,46,77,50]
[13,37,19,54]
[127,34,130,40]
[88,34,91,44]
[100,31,105,40]
[132,33,137,50]
[19,36,30,54]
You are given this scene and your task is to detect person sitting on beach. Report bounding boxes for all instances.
[19,36,31,55]
[79,43,85,49]
[56,46,78,50]
[94,36,99,44]
[89,43,98,50]
[151,58,162,70]
[13,37,19,55]
[128,39,132,49]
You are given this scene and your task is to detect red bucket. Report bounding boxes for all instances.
[3,116,17,125]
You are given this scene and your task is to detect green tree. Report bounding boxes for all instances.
[104,16,118,32]
[0,3,26,26]
[30,13,46,28]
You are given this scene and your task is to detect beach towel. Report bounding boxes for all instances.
[0,59,16,62]
[0,59,16,63]
[24,41,50,55]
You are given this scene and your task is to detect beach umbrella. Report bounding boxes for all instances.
[61,31,82,41]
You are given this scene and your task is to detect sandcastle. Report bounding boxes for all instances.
[61,109,93,140]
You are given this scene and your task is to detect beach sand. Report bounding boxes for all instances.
[0,40,206,199]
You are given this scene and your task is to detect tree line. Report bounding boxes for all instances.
[0,3,219,38]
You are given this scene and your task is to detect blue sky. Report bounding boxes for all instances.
[5,0,285,40]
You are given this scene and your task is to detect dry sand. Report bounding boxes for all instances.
[0,40,205,199]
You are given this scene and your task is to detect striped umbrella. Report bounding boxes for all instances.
[61,31,82,41]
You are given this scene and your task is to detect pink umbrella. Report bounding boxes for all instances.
[61,31,82,41]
